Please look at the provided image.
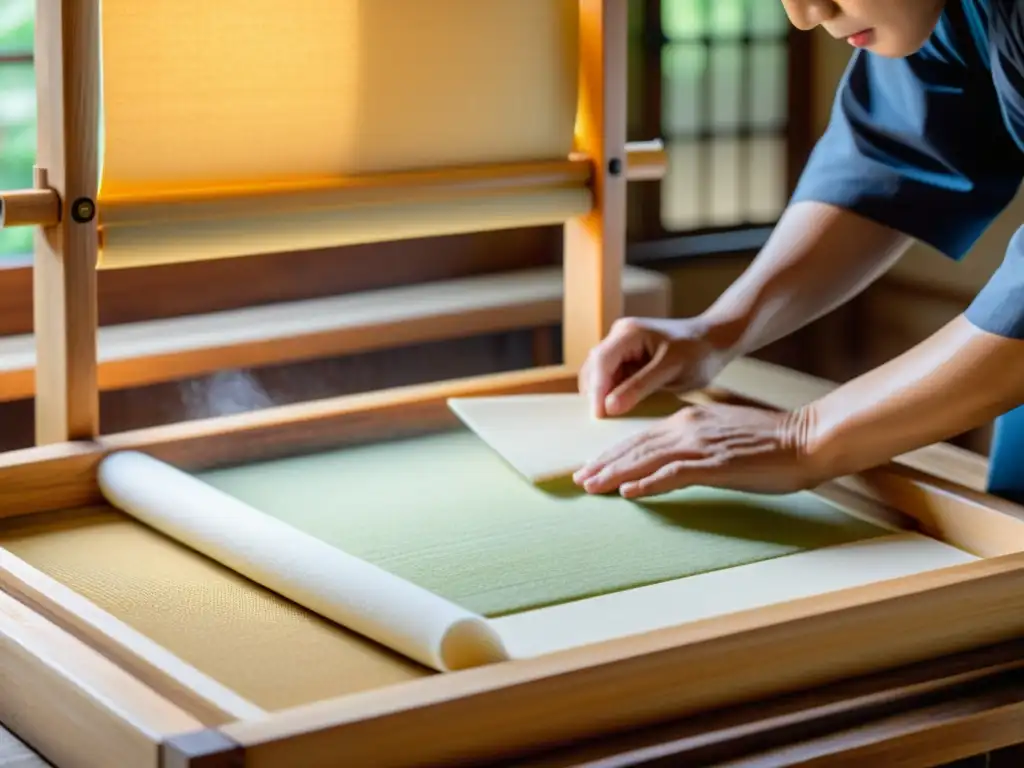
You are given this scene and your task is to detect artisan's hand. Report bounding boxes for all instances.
[572,402,820,497]
[578,317,733,418]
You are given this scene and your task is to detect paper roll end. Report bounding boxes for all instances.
[439,618,509,671]
[97,449,159,495]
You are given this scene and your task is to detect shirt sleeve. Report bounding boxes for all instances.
[791,46,1024,338]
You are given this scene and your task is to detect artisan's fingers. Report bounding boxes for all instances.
[604,345,674,416]
[573,427,664,485]
[578,435,684,494]
[581,320,651,418]
[583,343,633,419]
[618,458,721,498]
[617,441,786,498]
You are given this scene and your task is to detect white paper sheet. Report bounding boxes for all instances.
[491,531,977,657]
[448,392,684,483]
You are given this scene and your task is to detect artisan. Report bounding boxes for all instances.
[574,0,1024,502]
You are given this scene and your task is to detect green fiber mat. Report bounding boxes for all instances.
[198,429,887,618]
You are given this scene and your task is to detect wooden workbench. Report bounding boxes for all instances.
[1,358,1020,768]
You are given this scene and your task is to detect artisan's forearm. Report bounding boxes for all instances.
[699,201,912,354]
[802,315,1024,480]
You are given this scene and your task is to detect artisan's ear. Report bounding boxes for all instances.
[447,392,683,484]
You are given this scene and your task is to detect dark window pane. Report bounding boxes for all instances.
[629,41,646,138]
[628,0,645,39]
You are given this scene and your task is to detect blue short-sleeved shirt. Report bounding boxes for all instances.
[792,0,1024,338]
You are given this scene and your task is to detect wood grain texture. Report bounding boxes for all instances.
[0,588,201,768]
[32,0,100,444]
[836,465,1024,558]
[0,545,265,725]
[221,552,1024,767]
[724,685,1024,767]
[508,640,1024,767]
[562,0,627,368]
[0,264,670,402]
[0,226,564,337]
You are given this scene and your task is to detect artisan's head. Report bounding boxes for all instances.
[781,0,946,57]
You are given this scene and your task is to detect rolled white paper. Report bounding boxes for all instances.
[97,450,509,672]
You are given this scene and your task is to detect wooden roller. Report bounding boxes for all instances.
[92,142,667,269]
[0,142,666,237]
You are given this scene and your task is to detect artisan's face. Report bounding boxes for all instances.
[781,0,946,57]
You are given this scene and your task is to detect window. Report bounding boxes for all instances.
[627,0,812,261]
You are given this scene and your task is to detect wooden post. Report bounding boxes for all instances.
[562,0,627,369]
[32,0,101,444]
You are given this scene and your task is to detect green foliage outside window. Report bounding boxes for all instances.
[0,0,35,261]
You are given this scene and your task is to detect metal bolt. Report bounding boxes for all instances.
[71,197,95,223]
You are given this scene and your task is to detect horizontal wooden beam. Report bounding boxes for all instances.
[512,639,1024,767]
[0,265,669,401]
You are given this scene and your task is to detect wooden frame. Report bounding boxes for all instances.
[2,364,1024,767]
[1,2,1024,767]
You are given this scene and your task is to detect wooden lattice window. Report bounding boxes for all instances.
[627,0,812,261]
